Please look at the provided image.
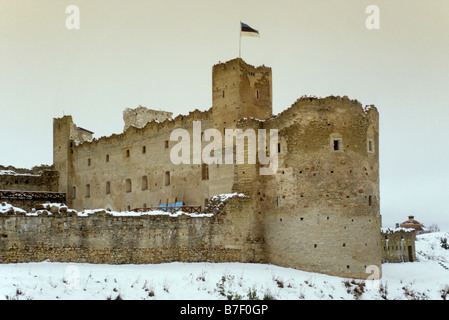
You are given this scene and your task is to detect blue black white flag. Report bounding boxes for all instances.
[240,22,260,37]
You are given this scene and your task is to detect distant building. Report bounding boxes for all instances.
[396,216,428,234]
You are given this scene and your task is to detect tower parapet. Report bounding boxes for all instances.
[212,58,272,132]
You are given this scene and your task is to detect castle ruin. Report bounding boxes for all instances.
[0,58,384,279]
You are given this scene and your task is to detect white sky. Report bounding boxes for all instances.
[0,0,448,230]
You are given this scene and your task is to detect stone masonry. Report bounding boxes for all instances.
[0,58,383,279]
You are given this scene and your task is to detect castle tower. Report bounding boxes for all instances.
[53,116,93,204]
[211,58,272,132]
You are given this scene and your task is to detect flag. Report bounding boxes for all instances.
[240,22,260,37]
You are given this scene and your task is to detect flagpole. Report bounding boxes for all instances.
[239,21,241,58]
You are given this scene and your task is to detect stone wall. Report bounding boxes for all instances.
[0,196,264,265]
[123,106,173,132]
[381,229,416,263]
[259,96,382,279]
[0,165,58,192]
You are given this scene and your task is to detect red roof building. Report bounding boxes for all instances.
[397,216,427,233]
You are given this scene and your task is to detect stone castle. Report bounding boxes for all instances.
[0,58,411,279]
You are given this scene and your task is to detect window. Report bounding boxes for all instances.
[201,164,209,180]
[106,181,111,195]
[164,171,170,186]
[142,146,146,154]
[368,139,374,153]
[222,90,225,98]
[331,138,343,152]
[141,176,148,190]
[85,184,90,198]
[368,195,373,206]
[165,140,169,149]
[88,158,91,166]
[106,154,109,162]
[126,150,130,157]
[125,179,132,192]
[72,186,76,199]
[278,143,281,153]
[256,89,259,99]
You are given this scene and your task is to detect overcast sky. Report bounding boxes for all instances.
[0,0,448,230]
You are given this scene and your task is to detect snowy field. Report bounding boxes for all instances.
[0,232,448,300]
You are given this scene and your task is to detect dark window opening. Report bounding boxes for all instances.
[142,146,146,154]
[106,181,110,195]
[333,139,340,151]
[142,176,148,190]
[125,179,132,192]
[126,150,130,157]
[201,164,209,180]
[165,171,170,186]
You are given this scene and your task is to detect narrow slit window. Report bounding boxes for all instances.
[106,181,111,195]
[142,176,148,190]
[331,138,343,152]
[165,171,170,186]
[202,164,209,180]
[85,184,90,198]
[106,154,109,162]
[368,139,374,153]
[368,195,373,206]
[125,179,132,192]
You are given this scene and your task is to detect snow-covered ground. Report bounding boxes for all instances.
[0,232,448,300]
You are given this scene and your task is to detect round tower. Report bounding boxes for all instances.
[261,96,382,279]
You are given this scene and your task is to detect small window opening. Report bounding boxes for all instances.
[368,139,374,153]
[106,154,109,162]
[201,164,209,180]
[125,179,132,192]
[256,89,259,99]
[88,158,91,166]
[278,143,281,153]
[368,195,373,206]
[126,150,130,157]
[333,139,341,151]
[72,186,76,199]
[165,171,170,186]
[142,146,146,154]
[142,176,148,190]
[106,181,111,195]
[165,140,169,149]
[85,184,90,198]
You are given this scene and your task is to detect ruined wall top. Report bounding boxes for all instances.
[123,105,173,132]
